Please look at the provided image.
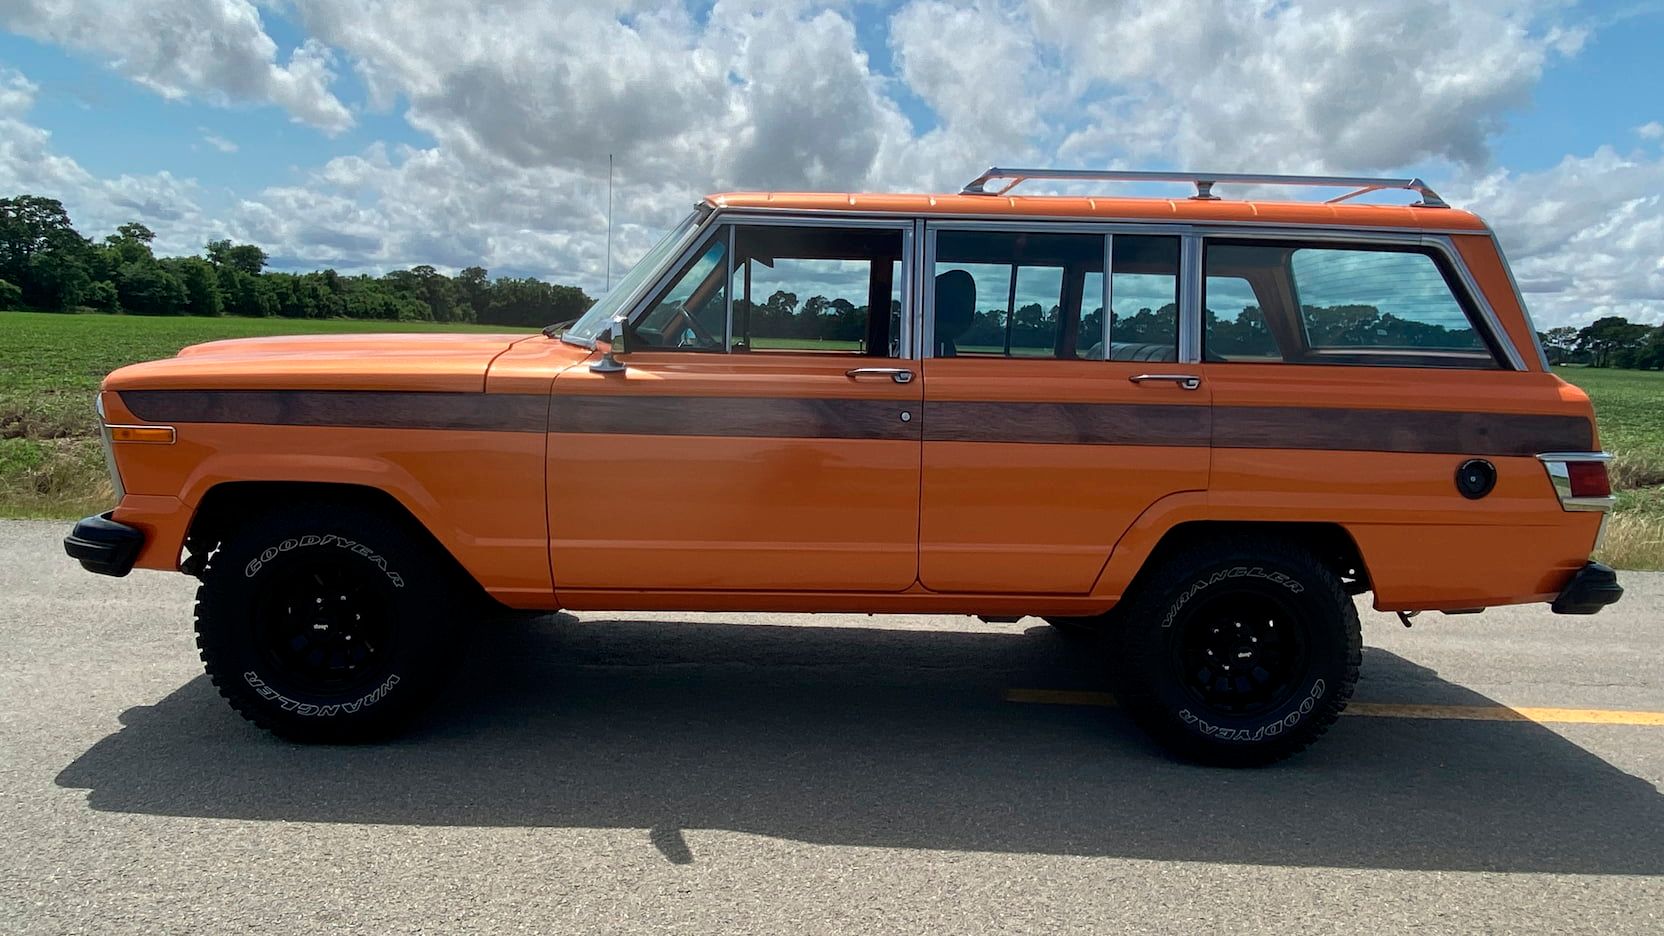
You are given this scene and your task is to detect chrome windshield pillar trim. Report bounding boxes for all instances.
[1179,235,1203,364]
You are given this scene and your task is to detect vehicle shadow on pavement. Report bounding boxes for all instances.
[56,612,1664,874]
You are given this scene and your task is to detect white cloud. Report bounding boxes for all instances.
[0,0,353,133]
[0,68,216,256]
[2,1,1659,326]
[1459,147,1664,326]
[200,130,239,154]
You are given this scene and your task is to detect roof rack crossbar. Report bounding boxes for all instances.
[960,167,1448,208]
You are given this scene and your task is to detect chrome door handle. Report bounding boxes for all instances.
[846,367,914,384]
[1129,373,1201,390]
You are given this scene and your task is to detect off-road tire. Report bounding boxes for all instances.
[194,502,467,742]
[1108,536,1361,766]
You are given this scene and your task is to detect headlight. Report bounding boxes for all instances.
[96,394,125,502]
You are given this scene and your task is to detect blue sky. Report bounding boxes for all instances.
[0,1,1661,326]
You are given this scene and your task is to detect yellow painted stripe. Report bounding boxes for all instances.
[1003,689,1664,726]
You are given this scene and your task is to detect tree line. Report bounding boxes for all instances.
[1539,318,1664,370]
[0,195,594,327]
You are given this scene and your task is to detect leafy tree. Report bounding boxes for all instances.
[84,280,119,312]
[1576,316,1651,368]
[1539,325,1580,364]
[0,277,20,309]
[205,239,268,275]
[161,256,224,316]
[116,261,188,315]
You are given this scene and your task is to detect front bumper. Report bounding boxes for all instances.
[1551,561,1623,615]
[64,512,146,577]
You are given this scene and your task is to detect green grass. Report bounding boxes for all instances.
[0,310,532,518]
[1554,366,1664,571]
[2,312,1661,571]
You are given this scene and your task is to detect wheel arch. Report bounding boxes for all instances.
[1093,495,1374,604]
[183,480,494,605]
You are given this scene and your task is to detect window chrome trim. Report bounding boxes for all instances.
[624,210,918,359]
[1538,452,1617,513]
[1102,233,1114,354]
[1192,227,1526,371]
[1179,235,1203,364]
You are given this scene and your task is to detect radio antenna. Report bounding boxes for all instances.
[606,153,614,291]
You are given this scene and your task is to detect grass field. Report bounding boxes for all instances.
[3,310,1661,570]
[0,311,533,518]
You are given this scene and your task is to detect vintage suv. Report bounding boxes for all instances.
[64,168,1623,765]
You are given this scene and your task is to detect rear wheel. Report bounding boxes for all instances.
[194,502,468,742]
[1107,537,1360,766]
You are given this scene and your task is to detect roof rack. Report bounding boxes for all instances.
[959,167,1448,208]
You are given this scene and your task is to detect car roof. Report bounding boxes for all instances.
[705,191,1489,232]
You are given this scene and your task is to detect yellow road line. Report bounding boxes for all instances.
[1003,689,1664,726]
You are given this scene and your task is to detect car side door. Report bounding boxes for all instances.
[547,216,924,595]
[917,224,1212,594]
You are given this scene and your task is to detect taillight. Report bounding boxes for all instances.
[1538,453,1615,511]
[1566,461,1611,498]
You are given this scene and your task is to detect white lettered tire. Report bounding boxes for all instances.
[193,501,467,742]
[1108,536,1361,766]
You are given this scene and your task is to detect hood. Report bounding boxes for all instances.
[103,332,551,394]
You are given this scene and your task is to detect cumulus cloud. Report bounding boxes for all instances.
[2,0,1659,324]
[0,69,214,255]
[1457,147,1664,326]
[0,0,353,132]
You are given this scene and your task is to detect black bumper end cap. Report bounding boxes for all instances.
[63,512,144,577]
[1551,561,1623,615]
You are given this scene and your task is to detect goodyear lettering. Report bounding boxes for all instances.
[243,671,401,716]
[1178,679,1327,742]
[244,533,404,587]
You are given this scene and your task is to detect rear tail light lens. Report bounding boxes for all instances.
[1538,453,1614,511]
[1566,461,1611,498]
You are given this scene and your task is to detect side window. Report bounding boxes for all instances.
[1204,241,1498,368]
[933,230,1097,358]
[1203,274,1278,360]
[1293,248,1484,352]
[631,233,729,351]
[733,225,903,356]
[1106,236,1180,361]
[930,231,1180,360]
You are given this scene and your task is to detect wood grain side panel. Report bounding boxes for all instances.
[120,389,548,433]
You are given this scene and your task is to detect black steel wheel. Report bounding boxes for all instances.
[1107,535,1360,766]
[194,500,470,742]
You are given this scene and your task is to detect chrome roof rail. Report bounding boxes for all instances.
[959,167,1449,208]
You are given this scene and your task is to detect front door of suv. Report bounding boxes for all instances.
[548,217,923,594]
[918,224,1212,594]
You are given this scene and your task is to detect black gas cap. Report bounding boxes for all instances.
[1456,458,1497,499]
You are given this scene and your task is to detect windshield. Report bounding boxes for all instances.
[561,206,711,345]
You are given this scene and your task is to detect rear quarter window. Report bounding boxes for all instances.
[1203,241,1502,369]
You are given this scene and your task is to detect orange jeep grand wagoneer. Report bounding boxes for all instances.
[64,168,1623,765]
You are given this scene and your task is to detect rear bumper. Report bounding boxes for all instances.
[63,512,146,577]
[1551,561,1623,615]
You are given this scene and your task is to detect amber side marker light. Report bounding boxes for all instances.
[108,425,176,444]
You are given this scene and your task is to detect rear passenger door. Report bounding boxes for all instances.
[918,224,1211,594]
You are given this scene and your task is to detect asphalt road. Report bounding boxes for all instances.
[3,518,1662,934]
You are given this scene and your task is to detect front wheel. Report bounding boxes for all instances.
[194,502,468,742]
[1107,537,1361,766]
